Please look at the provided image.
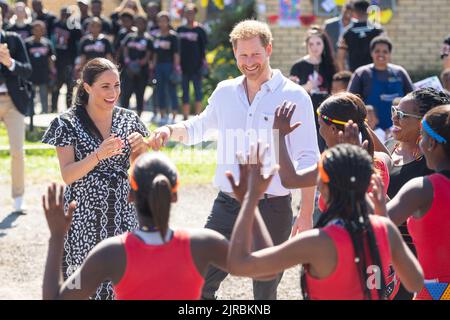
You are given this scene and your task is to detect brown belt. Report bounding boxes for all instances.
[222,191,287,200]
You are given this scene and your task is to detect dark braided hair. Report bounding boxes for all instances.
[130,153,178,242]
[301,144,387,300]
[423,105,450,159]
[72,58,119,141]
[318,92,375,157]
[405,87,450,117]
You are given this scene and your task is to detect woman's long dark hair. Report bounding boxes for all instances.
[301,144,387,300]
[130,153,178,242]
[305,26,337,81]
[72,58,119,141]
[318,92,375,157]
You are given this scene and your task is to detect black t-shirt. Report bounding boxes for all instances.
[386,140,434,252]
[79,34,113,61]
[114,27,136,51]
[33,12,57,35]
[80,15,91,33]
[340,22,383,72]
[122,32,153,61]
[52,20,82,64]
[290,58,334,94]
[110,12,121,36]
[25,36,55,84]
[153,31,178,64]
[177,24,207,75]
[7,24,32,40]
[82,16,112,35]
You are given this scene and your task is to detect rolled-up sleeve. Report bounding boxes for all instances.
[183,90,219,145]
[286,92,320,171]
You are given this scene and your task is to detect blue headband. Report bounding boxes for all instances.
[421,119,447,144]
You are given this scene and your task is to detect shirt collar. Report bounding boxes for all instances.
[238,69,284,93]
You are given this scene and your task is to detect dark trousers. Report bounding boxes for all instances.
[121,71,148,115]
[182,71,203,104]
[201,191,293,300]
[51,63,74,111]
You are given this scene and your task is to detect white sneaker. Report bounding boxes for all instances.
[13,196,26,213]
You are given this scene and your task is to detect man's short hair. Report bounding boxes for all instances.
[332,71,353,83]
[31,20,46,29]
[119,8,134,20]
[157,10,170,21]
[444,35,450,46]
[229,20,273,49]
[184,3,197,13]
[370,36,393,52]
[352,0,370,14]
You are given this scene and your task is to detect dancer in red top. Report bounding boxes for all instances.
[371,105,450,300]
[228,143,423,300]
[42,152,274,300]
[273,94,391,225]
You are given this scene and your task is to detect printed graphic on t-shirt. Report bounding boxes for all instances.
[128,39,148,51]
[154,39,171,50]
[179,31,199,42]
[54,27,70,50]
[84,41,106,53]
[351,25,376,38]
[29,46,49,58]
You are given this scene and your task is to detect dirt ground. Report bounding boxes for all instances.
[0,181,302,300]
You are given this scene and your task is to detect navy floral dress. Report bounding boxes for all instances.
[42,106,149,300]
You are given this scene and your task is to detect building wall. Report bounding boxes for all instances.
[263,0,449,76]
[45,0,449,76]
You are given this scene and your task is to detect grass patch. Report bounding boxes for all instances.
[0,146,217,186]
[0,122,217,185]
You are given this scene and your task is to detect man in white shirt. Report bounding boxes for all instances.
[148,20,319,299]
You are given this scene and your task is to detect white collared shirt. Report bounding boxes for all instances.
[183,69,320,196]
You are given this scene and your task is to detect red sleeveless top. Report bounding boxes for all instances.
[114,229,205,300]
[318,153,390,212]
[407,173,450,283]
[305,215,393,300]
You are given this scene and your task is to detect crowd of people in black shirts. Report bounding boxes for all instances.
[0,0,207,125]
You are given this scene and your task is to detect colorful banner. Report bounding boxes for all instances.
[279,0,301,28]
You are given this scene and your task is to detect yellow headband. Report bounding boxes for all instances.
[317,110,349,126]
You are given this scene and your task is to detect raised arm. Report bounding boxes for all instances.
[369,175,433,225]
[148,91,219,150]
[227,144,322,278]
[273,101,318,189]
[42,184,125,300]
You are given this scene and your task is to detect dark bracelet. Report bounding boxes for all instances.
[164,125,173,135]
